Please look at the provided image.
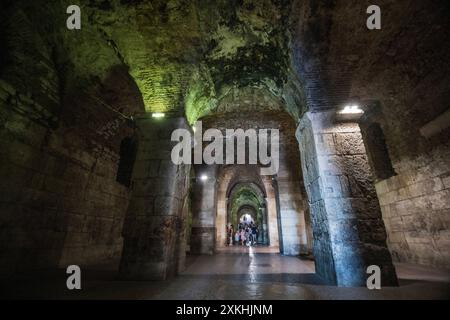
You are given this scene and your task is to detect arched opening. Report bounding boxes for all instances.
[213,164,282,252]
[239,211,255,225]
[226,181,270,247]
[187,110,313,259]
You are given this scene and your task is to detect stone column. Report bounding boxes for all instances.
[190,165,218,254]
[273,130,309,256]
[260,206,268,245]
[296,111,398,287]
[215,197,228,248]
[276,177,308,255]
[119,116,191,280]
[262,178,280,249]
[175,193,190,273]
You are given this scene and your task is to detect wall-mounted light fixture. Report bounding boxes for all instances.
[336,103,364,122]
[152,112,165,118]
[340,105,364,114]
[200,174,208,182]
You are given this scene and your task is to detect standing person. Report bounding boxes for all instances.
[229,224,234,246]
[245,227,251,246]
[245,225,253,245]
[234,230,240,245]
[255,225,259,245]
[251,224,257,245]
[240,228,246,246]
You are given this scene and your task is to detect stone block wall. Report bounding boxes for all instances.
[297,111,397,286]
[297,113,337,284]
[375,143,450,268]
[0,2,146,276]
[261,177,280,249]
[0,79,137,276]
[120,117,191,280]
[276,144,309,255]
[191,165,217,255]
[215,173,230,248]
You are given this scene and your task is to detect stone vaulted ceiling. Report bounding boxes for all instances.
[0,0,305,124]
[2,0,448,134]
[84,0,305,123]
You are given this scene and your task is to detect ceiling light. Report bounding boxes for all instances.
[152,112,165,118]
[339,105,364,114]
[336,104,364,122]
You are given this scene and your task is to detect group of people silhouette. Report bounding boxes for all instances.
[226,221,259,246]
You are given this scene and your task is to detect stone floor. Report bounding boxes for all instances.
[215,246,281,254]
[2,247,450,300]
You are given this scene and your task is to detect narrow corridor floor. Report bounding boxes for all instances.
[2,248,450,300]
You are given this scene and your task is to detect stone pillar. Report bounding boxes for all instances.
[215,199,227,248]
[273,129,309,256]
[215,174,232,249]
[296,111,398,287]
[190,165,218,254]
[276,177,308,255]
[260,206,268,245]
[262,178,280,249]
[175,193,190,273]
[119,116,191,280]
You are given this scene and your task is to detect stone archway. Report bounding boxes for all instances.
[227,183,267,246]
[236,204,270,246]
[235,204,257,227]
[238,206,257,225]
[216,166,279,249]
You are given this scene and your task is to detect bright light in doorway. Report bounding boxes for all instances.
[200,174,208,181]
[152,112,165,118]
[339,105,364,114]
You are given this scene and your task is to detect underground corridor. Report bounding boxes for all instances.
[1,0,450,300]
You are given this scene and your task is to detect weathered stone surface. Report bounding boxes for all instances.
[119,117,191,280]
[375,144,450,268]
[0,62,142,275]
[297,112,398,287]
